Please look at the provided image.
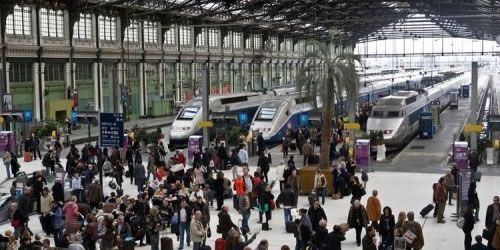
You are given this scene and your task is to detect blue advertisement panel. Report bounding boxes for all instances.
[299,113,309,126]
[239,112,249,125]
[100,113,124,148]
[23,110,32,123]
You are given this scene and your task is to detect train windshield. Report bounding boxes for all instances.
[256,107,277,121]
[177,106,199,120]
[371,110,402,118]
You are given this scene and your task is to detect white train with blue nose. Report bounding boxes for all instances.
[366,72,490,148]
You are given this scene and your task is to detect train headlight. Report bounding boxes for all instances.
[383,130,393,134]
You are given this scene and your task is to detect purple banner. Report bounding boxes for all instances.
[0,131,15,153]
[188,135,202,165]
[356,139,370,170]
[454,141,469,170]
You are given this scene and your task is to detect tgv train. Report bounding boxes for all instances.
[169,86,298,149]
[366,73,490,148]
[249,73,428,144]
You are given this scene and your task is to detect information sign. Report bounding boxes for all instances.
[23,110,32,123]
[299,113,309,126]
[100,113,124,148]
[453,141,469,170]
[239,112,249,125]
[355,139,370,171]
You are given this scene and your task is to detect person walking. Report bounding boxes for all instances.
[362,226,377,250]
[350,176,366,204]
[32,134,41,160]
[147,150,156,181]
[278,184,295,227]
[258,149,271,183]
[287,170,301,207]
[217,205,238,240]
[485,196,500,249]
[190,211,206,250]
[134,163,146,192]
[213,172,226,210]
[308,201,327,233]
[326,225,346,250]
[313,169,327,205]
[463,204,476,250]
[401,211,424,250]
[434,177,447,223]
[230,149,241,180]
[258,184,274,231]
[378,206,395,249]
[302,139,314,167]
[178,199,192,249]
[3,151,12,179]
[366,190,381,231]
[347,200,368,247]
[276,160,286,192]
[468,181,480,222]
[444,169,456,205]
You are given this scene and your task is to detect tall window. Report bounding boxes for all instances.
[196,28,206,47]
[73,13,92,40]
[179,26,191,46]
[245,37,252,50]
[253,34,262,50]
[124,20,138,42]
[208,28,219,47]
[223,32,231,48]
[233,32,242,49]
[9,63,33,83]
[144,21,158,44]
[6,5,31,36]
[98,15,116,41]
[286,39,293,52]
[270,36,278,51]
[165,27,176,45]
[40,8,64,38]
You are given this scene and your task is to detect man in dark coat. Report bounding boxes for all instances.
[308,201,327,232]
[17,187,33,234]
[326,225,346,250]
[257,133,265,156]
[134,164,146,192]
[485,196,500,248]
[217,205,238,239]
[257,150,271,183]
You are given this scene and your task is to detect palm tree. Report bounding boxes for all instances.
[296,41,359,168]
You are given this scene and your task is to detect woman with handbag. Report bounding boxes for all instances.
[258,184,274,231]
[347,199,368,247]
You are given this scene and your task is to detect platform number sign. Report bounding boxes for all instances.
[239,112,249,125]
[100,112,124,148]
[23,110,32,123]
[299,113,309,126]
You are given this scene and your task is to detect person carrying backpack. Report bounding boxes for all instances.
[313,169,327,205]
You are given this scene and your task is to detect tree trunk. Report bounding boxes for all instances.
[319,108,332,168]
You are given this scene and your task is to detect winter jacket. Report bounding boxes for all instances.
[134,164,146,181]
[217,210,237,239]
[401,220,424,249]
[462,209,475,233]
[347,205,368,228]
[277,188,295,208]
[308,207,327,232]
[366,196,381,222]
[86,183,102,204]
[40,193,54,214]
[190,219,205,243]
[362,234,377,250]
[302,143,314,156]
[434,183,447,203]
[326,231,346,250]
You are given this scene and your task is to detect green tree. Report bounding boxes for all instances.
[296,41,359,168]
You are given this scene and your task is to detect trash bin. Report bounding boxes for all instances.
[419,112,433,139]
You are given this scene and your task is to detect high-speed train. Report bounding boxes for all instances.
[249,72,431,144]
[169,86,298,149]
[366,73,490,148]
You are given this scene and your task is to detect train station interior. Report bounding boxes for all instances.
[0,0,500,250]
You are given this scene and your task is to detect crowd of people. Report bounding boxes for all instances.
[0,125,498,250]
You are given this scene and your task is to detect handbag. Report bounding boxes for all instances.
[269,199,276,210]
[456,217,465,228]
[206,227,212,238]
[216,225,221,234]
[10,218,21,228]
[403,229,417,244]
[482,228,491,240]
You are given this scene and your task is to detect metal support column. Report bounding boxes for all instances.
[202,63,210,149]
[471,61,478,151]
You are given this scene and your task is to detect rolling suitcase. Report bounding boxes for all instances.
[123,237,135,250]
[286,221,295,233]
[160,234,173,250]
[215,238,226,250]
[23,151,32,162]
[419,204,434,217]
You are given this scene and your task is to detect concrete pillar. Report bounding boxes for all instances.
[471,61,478,151]
[176,62,181,102]
[159,63,164,98]
[97,62,103,111]
[117,62,124,113]
[40,63,45,119]
[33,63,40,120]
[65,62,71,98]
[218,62,222,93]
[92,62,102,111]
[139,62,145,116]
[5,62,10,93]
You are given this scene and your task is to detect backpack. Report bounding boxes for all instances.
[319,176,325,186]
[361,171,368,182]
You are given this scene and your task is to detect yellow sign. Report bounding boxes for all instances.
[0,117,3,123]
[463,124,482,132]
[197,121,213,128]
[344,123,360,130]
